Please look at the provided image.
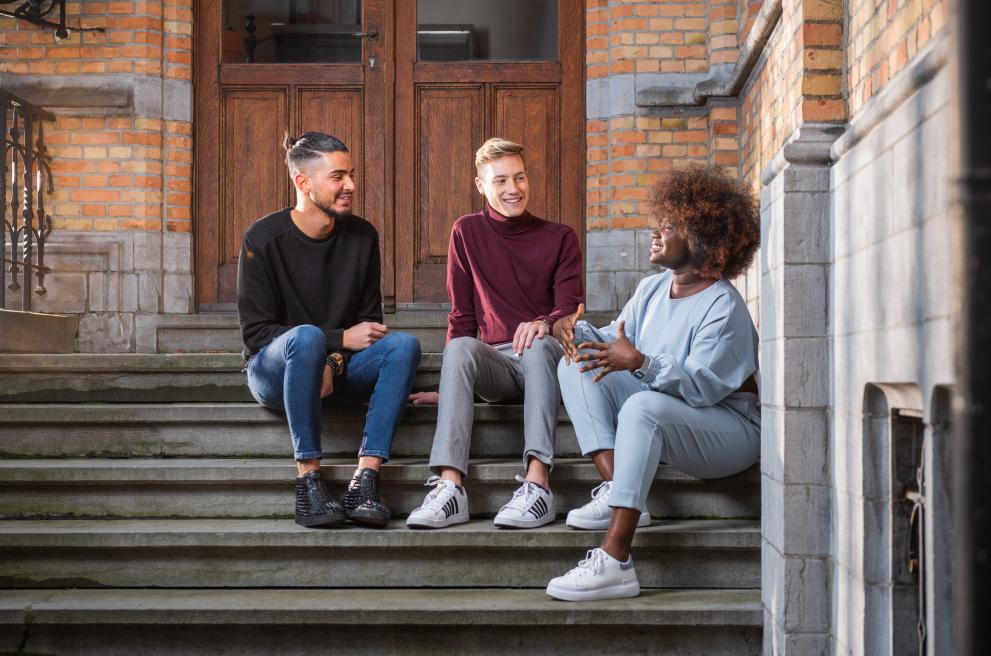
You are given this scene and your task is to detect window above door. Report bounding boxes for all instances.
[222,0,364,63]
[416,0,558,62]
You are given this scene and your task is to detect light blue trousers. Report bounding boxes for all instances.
[557,338,760,512]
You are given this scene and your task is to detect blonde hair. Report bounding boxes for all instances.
[475,138,526,172]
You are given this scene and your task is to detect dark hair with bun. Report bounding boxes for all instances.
[283,131,348,175]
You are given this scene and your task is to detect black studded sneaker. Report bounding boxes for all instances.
[342,468,392,528]
[295,470,348,528]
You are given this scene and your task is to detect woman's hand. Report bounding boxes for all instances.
[575,320,645,382]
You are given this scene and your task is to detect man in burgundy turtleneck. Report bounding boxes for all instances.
[407,138,584,530]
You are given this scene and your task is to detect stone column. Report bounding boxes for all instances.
[759,124,841,655]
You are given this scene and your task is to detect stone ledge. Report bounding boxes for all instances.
[0,309,77,353]
[830,36,949,161]
[0,73,192,121]
[633,0,783,111]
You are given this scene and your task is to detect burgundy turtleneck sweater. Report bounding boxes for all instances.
[446,206,584,345]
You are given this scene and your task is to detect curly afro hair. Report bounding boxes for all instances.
[647,165,760,280]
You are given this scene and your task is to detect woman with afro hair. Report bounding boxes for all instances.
[545,165,762,601]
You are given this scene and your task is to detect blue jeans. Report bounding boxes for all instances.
[246,325,421,461]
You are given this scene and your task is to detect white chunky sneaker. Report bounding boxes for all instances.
[566,481,651,530]
[493,475,556,529]
[405,476,470,529]
[545,547,641,601]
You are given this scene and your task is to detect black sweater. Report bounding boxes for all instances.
[237,208,383,360]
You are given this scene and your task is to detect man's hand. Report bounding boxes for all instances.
[552,303,586,364]
[512,320,550,355]
[409,391,439,405]
[343,322,388,350]
[575,320,645,382]
[320,364,334,398]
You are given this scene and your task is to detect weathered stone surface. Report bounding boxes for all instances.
[0,310,77,353]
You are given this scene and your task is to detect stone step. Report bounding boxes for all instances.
[0,458,760,520]
[136,310,615,354]
[0,588,762,655]
[0,352,445,403]
[0,403,581,458]
[0,518,760,590]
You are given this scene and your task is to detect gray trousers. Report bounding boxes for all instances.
[557,330,760,512]
[429,335,563,477]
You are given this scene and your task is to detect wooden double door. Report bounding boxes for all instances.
[195,0,584,308]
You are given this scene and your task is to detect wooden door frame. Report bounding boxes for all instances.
[392,0,585,306]
[193,0,396,309]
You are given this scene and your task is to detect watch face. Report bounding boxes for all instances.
[633,370,644,379]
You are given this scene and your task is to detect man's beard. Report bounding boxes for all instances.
[313,196,351,220]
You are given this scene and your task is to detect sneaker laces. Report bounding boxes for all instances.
[500,474,542,513]
[418,475,456,512]
[586,480,612,512]
[571,548,607,579]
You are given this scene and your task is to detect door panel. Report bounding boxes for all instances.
[413,86,484,302]
[218,88,289,301]
[297,87,365,216]
[492,85,560,225]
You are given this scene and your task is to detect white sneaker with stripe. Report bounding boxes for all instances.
[405,476,470,529]
[493,475,556,529]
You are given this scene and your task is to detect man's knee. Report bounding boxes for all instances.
[443,336,483,364]
[521,335,560,366]
[381,331,422,361]
[285,324,326,359]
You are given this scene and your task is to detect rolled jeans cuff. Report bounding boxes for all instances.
[608,487,645,513]
[295,450,322,461]
[358,448,390,462]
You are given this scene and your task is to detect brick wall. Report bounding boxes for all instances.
[0,1,194,235]
[847,0,947,116]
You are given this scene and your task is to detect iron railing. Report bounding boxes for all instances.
[2,89,55,312]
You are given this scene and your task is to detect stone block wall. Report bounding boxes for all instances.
[0,0,195,351]
[829,44,953,656]
[585,0,752,312]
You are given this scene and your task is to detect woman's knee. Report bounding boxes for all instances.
[618,390,678,426]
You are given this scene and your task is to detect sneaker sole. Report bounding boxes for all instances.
[348,509,391,528]
[565,512,651,530]
[405,511,470,529]
[545,579,641,602]
[295,512,348,528]
[493,513,557,529]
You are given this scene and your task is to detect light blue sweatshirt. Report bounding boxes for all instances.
[575,270,758,408]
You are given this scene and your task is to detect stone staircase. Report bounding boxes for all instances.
[0,312,762,655]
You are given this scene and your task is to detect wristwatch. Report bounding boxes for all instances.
[631,355,651,380]
[325,352,346,377]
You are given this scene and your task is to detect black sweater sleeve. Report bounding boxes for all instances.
[319,226,383,353]
[237,236,290,356]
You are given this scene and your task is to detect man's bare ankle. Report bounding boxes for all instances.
[297,459,321,477]
[440,468,463,488]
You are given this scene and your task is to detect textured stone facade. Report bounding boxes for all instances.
[1,1,194,351]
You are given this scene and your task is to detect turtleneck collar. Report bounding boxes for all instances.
[483,204,535,234]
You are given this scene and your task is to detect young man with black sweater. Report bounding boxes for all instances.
[238,132,421,529]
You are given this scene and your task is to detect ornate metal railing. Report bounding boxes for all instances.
[2,89,55,312]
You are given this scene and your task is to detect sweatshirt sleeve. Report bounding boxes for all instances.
[640,301,756,407]
[536,227,584,325]
[237,236,290,355]
[446,223,478,342]
[573,277,644,345]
